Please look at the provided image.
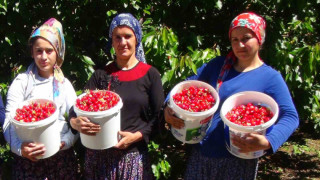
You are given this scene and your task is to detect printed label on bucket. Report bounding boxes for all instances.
[172,128,183,138]
[225,125,266,159]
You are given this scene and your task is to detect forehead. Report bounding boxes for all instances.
[112,25,135,35]
[231,27,255,37]
[32,37,54,48]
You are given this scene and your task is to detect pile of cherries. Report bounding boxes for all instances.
[173,86,215,112]
[225,103,274,126]
[14,101,56,123]
[76,90,119,112]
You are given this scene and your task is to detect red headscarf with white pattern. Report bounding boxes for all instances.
[216,12,266,91]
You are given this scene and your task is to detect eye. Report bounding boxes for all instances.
[36,49,43,54]
[125,34,132,39]
[242,35,253,42]
[45,49,54,54]
[231,38,238,43]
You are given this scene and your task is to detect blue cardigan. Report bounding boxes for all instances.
[0,96,5,127]
[185,56,299,158]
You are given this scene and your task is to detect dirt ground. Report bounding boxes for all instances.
[257,123,320,180]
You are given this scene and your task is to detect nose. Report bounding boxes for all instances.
[239,41,245,48]
[41,50,48,59]
[119,37,126,45]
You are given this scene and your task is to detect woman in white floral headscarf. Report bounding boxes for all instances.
[3,18,79,179]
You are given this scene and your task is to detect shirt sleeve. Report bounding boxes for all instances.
[2,74,28,156]
[67,70,101,134]
[265,72,299,153]
[0,96,5,127]
[60,79,79,150]
[139,67,165,143]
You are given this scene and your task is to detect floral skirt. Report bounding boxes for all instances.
[84,148,154,180]
[12,148,78,180]
[184,148,258,180]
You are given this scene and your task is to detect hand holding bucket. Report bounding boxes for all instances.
[220,91,279,159]
[168,80,220,144]
[10,99,60,159]
[73,91,123,150]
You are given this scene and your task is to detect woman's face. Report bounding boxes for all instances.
[231,27,260,62]
[112,26,137,61]
[32,37,57,78]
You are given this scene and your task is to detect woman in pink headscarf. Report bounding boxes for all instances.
[164,12,299,179]
[3,18,78,179]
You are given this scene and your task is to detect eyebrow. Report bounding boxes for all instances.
[34,47,54,50]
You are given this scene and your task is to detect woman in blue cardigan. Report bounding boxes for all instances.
[164,12,299,179]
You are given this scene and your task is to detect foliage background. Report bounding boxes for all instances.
[0,0,320,179]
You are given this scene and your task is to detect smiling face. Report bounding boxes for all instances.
[112,26,137,61]
[32,37,57,78]
[230,27,260,62]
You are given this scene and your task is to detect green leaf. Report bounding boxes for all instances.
[191,63,197,75]
[81,55,95,66]
[161,28,168,47]
[106,10,117,17]
[215,0,223,10]
[5,37,12,46]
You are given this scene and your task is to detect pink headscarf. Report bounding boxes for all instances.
[217,12,266,91]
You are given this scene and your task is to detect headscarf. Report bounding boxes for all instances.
[229,12,266,45]
[108,13,146,63]
[27,18,66,101]
[216,12,266,91]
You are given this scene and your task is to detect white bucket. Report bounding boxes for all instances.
[220,91,279,159]
[74,92,123,150]
[169,80,220,144]
[10,99,60,159]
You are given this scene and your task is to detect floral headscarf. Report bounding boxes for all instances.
[30,18,65,67]
[109,13,146,63]
[217,12,266,91]
[229,12,266,45]
[27,18,66,100]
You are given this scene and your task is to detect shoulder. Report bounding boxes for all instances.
[9,73,29,89]
[260,64,283,79]
[14,73,29,81]
[63,78,75,88]
[203,56,226,70]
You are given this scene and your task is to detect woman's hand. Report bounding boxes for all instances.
[21,142,46,162]
[114,131,143,149]
[164,106,185,129]
[60,141,66,150]
[231,133,271,153]
[70,116,101,136]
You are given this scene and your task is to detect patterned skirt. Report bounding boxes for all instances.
[12,148,78,180]
[84,148,154,180]
[184,148,258,180]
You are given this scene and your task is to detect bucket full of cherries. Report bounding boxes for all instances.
[168,80,220,144]
[220,91,279,159]
[11,99,60,159]
[74,90,123,150]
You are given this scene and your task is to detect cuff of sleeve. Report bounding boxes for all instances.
[15,142,23,157]
[265,136,277,154]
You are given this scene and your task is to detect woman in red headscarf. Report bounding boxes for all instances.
[164,12,299,179]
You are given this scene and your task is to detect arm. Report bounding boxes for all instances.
[3,74,27,156]
[265,73,299,153]
[0,95,5,127]
[231,72,299,153]
[60,79,79,150]
[139,67,165,143]
[164,57,223,127]
[115,67,164,149]
[69,70,102,135]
